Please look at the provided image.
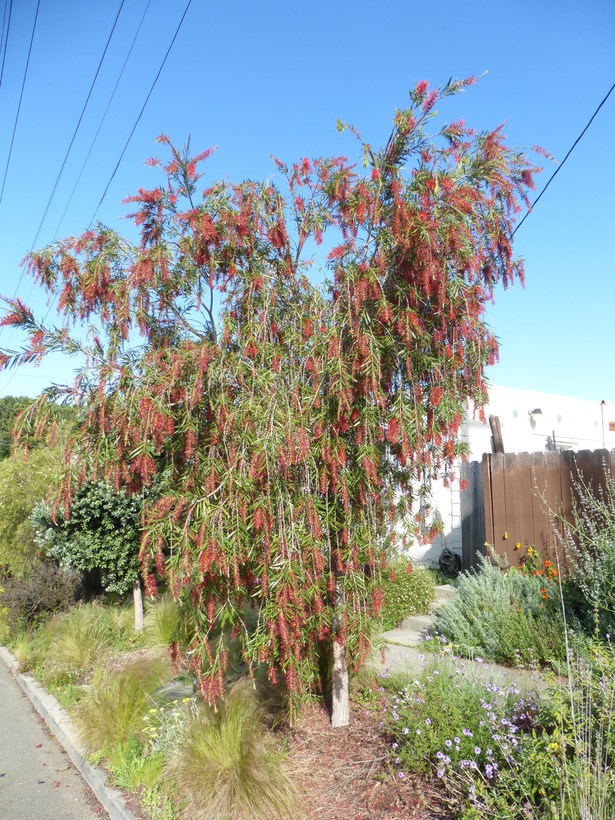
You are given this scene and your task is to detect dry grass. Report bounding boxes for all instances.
[168,677,298,819]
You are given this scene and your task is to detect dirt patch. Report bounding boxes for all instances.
[286,700,455,819]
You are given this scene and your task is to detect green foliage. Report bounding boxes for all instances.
[0,396,31,459]
[0,562,79,630]
[33,481,144,595]
[433,554,567,668]
[0,442,66,577]
[378,561,435,630]
[167,678,298,819]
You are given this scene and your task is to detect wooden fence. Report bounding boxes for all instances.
[480,449,614,569]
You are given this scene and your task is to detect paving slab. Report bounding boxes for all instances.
[370,584,549,694]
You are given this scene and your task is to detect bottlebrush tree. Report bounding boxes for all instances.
[0,77,538,725]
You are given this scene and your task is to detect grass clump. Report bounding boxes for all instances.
[143,593,180,648]
[75,652,171,752]
[433,553,566,668]
[379,560,435,630]
[168,677,298,819]
[43,602,114,672]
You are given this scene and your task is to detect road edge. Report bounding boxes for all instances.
[0,645,137,820]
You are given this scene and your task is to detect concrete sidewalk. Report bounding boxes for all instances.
[0,646,137,820]
[369,584,549,694]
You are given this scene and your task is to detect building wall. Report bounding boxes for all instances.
[406,386,615,566]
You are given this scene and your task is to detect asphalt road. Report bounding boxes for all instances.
[0,658,104,819]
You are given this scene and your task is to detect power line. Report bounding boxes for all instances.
[0,0,39,207]
[40,0,192,343]
[54,0,152,239]
[29,0,126,254]
[0,0,12,92]
[2,1,126,393]
[513,80,615,236]
[90,0,193,225]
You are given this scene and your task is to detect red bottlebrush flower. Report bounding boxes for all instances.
[389,569,396,583]
[415,79,429,98]
[253,506,264,531]
[387,417,400,444]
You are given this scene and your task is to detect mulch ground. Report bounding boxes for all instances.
[286,700,456,819]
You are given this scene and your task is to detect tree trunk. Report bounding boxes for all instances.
[331,574,349,727]
[133,578,144,633]
[331,637,349,727]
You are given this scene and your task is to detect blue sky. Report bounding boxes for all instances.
[0,0,614,402]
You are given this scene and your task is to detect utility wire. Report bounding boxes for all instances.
[54,0,152,239]
[0,0,12,92]
[39,0,192,336]
[90,0,193,225]
[1,0,125,395]
[29,0,126,255]
[513,80,615,236]
[0,0,39,207]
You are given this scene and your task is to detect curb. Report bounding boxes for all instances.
[0,645,137,820]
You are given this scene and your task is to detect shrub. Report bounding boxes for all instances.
[0,442,67,577]
[558,472,615,640]
[167,677,297,818]
[1,562,79,631]
[32,481,145,596]
[433,553,567,668]
[379,561,435,630]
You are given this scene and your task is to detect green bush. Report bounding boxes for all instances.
[379,561,435,630]
[0,442,66,577]
[32,481,145,596]
[433,554,566,668]
[0,563,79,630]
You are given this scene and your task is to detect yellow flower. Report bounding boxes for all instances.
[515,542,521,550]
[504,532,508,540]
[528,546,534,556]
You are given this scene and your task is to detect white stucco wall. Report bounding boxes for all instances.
[406,385,615,566]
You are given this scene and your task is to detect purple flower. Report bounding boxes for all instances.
[462,728,473,737]
[437,769,444,779]
[424,718,431,726]
[392,742,398,750]
[454,737,460,744]
[474,746,481,755]
[403,727,409,735]
[485,764,494,779]
[445,739,452,748]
